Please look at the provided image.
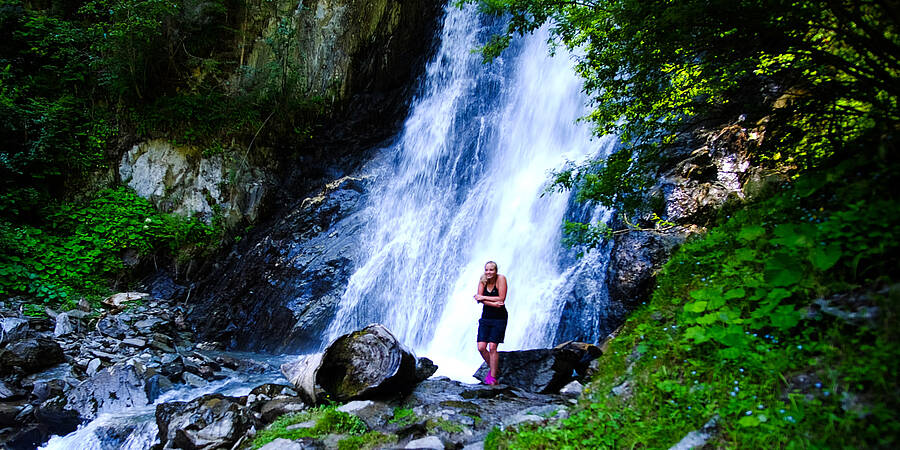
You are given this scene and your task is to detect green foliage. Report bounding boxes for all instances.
[252,405,368,449]
[0,187,216,307]
[337,431,397,450]
[388,407,418,426]
[468,0,900,212]
[493,152,900,447]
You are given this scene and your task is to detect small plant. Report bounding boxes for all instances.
[389,407,418,426]
[337,431,397,450]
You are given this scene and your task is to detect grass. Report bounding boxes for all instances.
[251,405,368,449]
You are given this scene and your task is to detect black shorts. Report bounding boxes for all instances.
[477,318,507,343]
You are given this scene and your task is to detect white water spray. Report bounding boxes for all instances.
[325,4,615,380]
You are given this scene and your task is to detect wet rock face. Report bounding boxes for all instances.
[190,176,371,352]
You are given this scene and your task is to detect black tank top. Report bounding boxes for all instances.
[480,282,508,320]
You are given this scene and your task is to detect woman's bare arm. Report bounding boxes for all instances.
[477,275,507,307]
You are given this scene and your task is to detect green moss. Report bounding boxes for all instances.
[426,418,466,434]
[388,407,418,426]
[251,405,368,449]
[337,431,397,450]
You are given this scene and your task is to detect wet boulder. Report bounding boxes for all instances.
[156,393,260,450]
[281,324,436,403]
[65,361,151,419]
[473,342,602,393]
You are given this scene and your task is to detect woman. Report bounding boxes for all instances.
[474,260,507,385]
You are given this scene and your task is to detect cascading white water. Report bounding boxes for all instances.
[325,4,615,379]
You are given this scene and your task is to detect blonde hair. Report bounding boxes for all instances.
[479,261,499,286]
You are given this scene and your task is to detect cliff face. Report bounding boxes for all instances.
[121,0,441,227]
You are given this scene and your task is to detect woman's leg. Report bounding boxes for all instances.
[487,342,499,379]
[477,341,490,365]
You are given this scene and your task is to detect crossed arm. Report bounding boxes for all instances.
[474,275,507,308]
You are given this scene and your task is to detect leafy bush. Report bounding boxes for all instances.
[0,187,216,307]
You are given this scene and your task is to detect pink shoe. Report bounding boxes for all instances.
[485,374,496,385]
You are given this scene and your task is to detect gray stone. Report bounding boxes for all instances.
[0,318,29,344]
[337,400,375,413]
[283,324,426,403]
[669,415,719,450]
[54,313,75,337]
[473,343,600,394]
[66,363,150,419]
[86,358,102,377]
[559,380,583,397]
[122,338,147,348]
[405,436,444,449]
[259,438,309,450]
[133,317,163,331]
[0,379,18,399]
[183,371,207,388]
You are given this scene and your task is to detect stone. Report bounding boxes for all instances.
[66,362,151,419]
[669,415,719,450]
[473,344,600,394]
[259,397,309,423]
[96,315,130,338]
[405,436,444,449]
[0,380,19,400]
[0,337,65,375]
[53,312,76,337]
[133,317,164,331]
[0,318,29,345]
[102,292,149,310]
[183,371,207,388]
[259,438,310,450]
[282,324,425,403]
[122,338,147,348]
[155,394,260,450]
[559,381,583,397]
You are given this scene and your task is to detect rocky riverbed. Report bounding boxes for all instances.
[1,289,602,449]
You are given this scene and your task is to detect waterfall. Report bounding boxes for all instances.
[324,4,615,379]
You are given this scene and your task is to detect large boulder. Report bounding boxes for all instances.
[281,324,436,402]
[0,337,64,375]
[156,394,260,450]
[65,362,151,419]
[473,342,602,394]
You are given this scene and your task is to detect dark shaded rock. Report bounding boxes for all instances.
[96,315,131,338]
[259,396,309,423]
[140,270,188,301]
[415,357,438,381]
[66,362,150,419]
[473,343,601,394]
[30,378,66,404]
[0,399,27,427]
[145,374,174,403]
[606,227,696,309]
[156,393,260,450]
[1,424,43,450]
[0,337,64,375]
[34,395,81,438]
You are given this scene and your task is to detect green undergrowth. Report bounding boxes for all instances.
[489,152,900,447]
[251,404,368,449]
[337,431,398,450]
[0,186,216,310]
